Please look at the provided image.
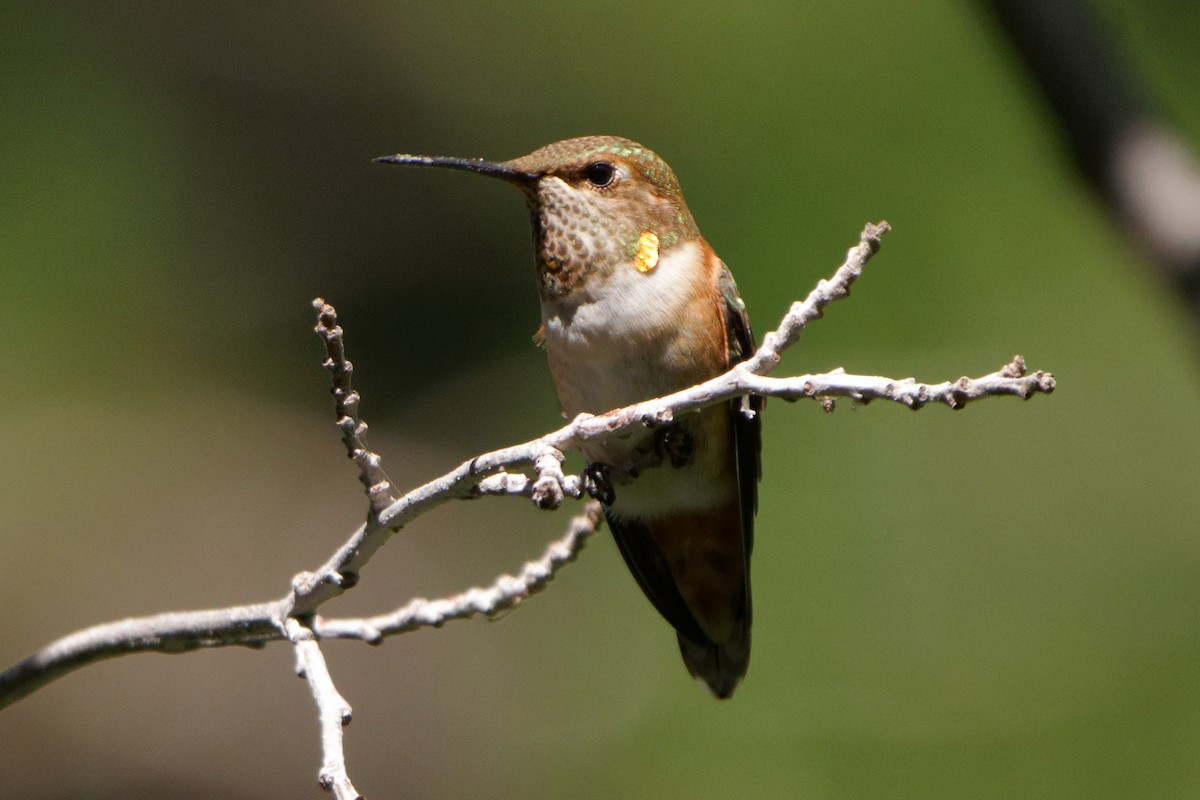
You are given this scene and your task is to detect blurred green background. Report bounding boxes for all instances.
[4,2,1200,798]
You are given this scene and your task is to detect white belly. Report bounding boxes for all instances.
[539,240,732,517]
[540,240,708,411]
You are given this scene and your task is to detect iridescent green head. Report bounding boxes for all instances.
[377,136,701,299]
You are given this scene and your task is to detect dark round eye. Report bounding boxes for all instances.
[584,161,616,188]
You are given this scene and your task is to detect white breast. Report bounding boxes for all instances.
[539,239,706,415]
[538,239,733,517]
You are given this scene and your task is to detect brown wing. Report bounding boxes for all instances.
[607,514,712,646]
[607,258,760,697]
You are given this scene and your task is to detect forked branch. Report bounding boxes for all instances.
[0,222,1055,799]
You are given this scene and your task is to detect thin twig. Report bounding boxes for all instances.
[740,355,1055,411]
[0,605,280,709]
[314,503,603,642]
[282,224,896,619]
[314,298,397,514]
[0,222,1056,730]
[0,509,606,711]
[743,220,890,373]
[286,302,402,619]
[288,619,362,800]
[0,221,1060,799]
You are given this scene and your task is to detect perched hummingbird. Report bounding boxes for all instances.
[377,136,761,698]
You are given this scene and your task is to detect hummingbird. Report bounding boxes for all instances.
[376,136,761,698]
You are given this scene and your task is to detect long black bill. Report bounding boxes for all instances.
[373,153,535,183]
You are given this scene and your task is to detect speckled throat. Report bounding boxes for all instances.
[504,137,702,300]
[374,136,704,301]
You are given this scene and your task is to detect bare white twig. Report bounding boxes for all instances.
[283,224,908,622]
[0,605,281,709]
[288,619,361,800]
[744,220,889,373]
[0,222,1057,798]
[361,223,1053,541]
[0,222,1057,709]
[314,502,603,641]
[741,355,1054,411]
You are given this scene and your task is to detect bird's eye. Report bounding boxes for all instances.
[584,161,616,188]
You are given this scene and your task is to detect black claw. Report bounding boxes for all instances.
[583,463,616,505]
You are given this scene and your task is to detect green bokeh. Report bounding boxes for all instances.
[3,2,1200,799]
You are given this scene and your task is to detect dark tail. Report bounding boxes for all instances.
[677,610,750,700]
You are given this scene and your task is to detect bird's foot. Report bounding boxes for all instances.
[582,463,616,505]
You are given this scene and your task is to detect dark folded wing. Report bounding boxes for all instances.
[607,514,711,645]
[607,260,761,653]
[717,261,762,555]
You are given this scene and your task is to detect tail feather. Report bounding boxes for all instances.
[677,612,750,700]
